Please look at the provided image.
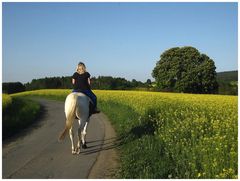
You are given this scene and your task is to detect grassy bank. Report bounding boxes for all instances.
[10,89,238,178]
[2,94,12,110]
[2,95,41,139]
[97,91,237,179]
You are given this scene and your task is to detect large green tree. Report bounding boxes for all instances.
[152,46,218,94]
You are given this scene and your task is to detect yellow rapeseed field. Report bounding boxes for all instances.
[2,94,12,110]
[9,89,238,178]
[95,90,237,178]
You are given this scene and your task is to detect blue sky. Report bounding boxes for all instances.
[2,2,238,83]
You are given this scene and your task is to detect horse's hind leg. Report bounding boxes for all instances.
[69,127,76,154]
[76,119,88,154]
[76,120,82,154]
[81,121,88,149]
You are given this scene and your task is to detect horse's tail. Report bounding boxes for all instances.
[59,93,78,141]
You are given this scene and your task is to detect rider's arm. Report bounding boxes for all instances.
[72,78,75,85]
[88,78,91,85]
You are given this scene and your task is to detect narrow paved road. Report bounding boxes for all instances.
[2,99,119,179]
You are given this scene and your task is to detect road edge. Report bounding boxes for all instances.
[87,113,120,178]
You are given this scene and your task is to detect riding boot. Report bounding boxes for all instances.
[92,108,100,114]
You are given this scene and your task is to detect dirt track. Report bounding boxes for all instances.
[2,99,119,179]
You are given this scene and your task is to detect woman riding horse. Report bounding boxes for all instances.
[58,62,100,154]
[72,62,100,114]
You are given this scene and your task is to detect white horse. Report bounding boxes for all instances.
[59,92,90,154]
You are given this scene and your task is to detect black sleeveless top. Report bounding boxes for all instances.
[72,72,91,90]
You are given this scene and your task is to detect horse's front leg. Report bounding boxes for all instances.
[69,127,76,154]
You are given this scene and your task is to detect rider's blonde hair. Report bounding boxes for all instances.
[76,62,86,74]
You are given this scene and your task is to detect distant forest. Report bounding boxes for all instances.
[216,70,238,95]
[3,76,152,94]
[2,71,238,95]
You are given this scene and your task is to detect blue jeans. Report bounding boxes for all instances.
[72,89,97,108]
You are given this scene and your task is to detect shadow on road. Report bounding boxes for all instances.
[81,136,124,155]
[82,115,157,155]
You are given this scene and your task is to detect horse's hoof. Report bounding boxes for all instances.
[72,148,77,154]
[82,143,87,149]
[76,147,81,154]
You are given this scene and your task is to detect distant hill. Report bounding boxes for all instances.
[217,70,238,83]
[216,70,238,95]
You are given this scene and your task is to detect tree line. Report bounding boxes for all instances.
[3,76,153,94]
[217,71,238,95]
[3,72,237,95]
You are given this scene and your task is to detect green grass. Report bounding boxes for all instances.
[96,91,238,179]
[2,96,41,139]
[98,100,171,178]
[2,94,12,111]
